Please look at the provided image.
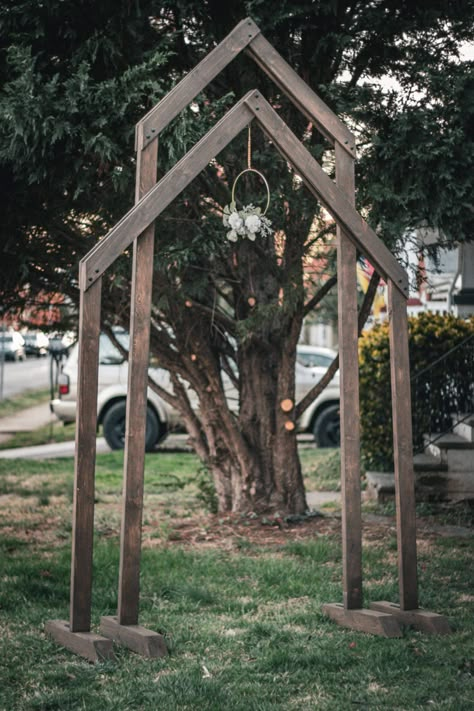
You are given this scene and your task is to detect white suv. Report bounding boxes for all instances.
[51,331,340,450]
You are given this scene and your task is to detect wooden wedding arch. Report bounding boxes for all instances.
[46,18,450,662]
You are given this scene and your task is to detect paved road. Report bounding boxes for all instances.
[0,356,54,399]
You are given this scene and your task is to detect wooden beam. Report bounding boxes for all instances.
[246,33,355,155]
[46,621,115,663]
[336,144,362,610]
[322,603,402,637]
[388,283,419,610]
[370,602,451,635]
[117,139,157,627]
[100,616,167,657]
[83,89,407,300]
[137,18,355,156]
[137,18,261,150]
[69,278,102,632]
[243,93,408,296]
[81,93,255,289]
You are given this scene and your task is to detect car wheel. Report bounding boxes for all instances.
[102,401,162,452]
[313,404,340,447]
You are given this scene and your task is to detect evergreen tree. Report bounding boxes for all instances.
[1,1,473,512]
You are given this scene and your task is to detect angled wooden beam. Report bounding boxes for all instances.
[82,89,407,296]
[246,33,355,155]
[137,18,261,150]
[137,17,355,157]
[80,92,255,289]
[243,93,408,296]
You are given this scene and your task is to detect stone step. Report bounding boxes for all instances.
[415,470,474,502]
[365,467,474,504]
[426,434,474,472]
[453,417,474,443]
[413,452,447,472]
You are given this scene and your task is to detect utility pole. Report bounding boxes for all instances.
[0,313,5,402]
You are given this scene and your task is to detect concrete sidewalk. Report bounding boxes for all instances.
[0,401,54,444]
[0,436,111,460]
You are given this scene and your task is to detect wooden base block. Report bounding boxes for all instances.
[45,620,116,662]
[370,601,452,635]
[100,616,167,657]
[322,603,402,637]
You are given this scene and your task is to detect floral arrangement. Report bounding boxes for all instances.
[222,202,273,242]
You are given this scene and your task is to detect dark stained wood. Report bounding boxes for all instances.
[100,616,168,657]
[83,92,407,295]
[69,278,102,632]
[138,18,355,156]
[336,143,362,610]
[81,93,255,288]
[138,18,261,149]
[370,602,451,635]
[322,603,402,637]
[246,33,355,155]
[46,620,115,662]
[117,139,157,626]
[388,282,419,611]
[243,93,408,295]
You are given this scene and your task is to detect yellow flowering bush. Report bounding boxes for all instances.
[359,312,474,472]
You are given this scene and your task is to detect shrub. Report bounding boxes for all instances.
[359,312,474,472]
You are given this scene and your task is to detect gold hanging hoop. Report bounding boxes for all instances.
[230,124,270,216]
[231,168,271,216]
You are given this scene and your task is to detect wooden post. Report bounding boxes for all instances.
[46,277,115,660]
[70,279,102,631]
[322,145,401,636]
[100,135,167,656]
[370,284,451,633]
[335,144,362,610]
[388,282,418,610]
[118,137,157,626]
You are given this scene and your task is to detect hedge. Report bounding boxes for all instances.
[359,312,474,472]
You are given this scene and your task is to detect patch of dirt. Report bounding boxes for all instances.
[142,508,472,551]
[1,492,471,552]
[140,511,400,550]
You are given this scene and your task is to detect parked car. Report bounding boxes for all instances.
[51,329,181,451]
[51,331,340,450]
[0,331,26,361]
[295,345,340,447]
[23,330,49,357]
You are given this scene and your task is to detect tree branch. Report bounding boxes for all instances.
[295,269,380,419]
[303,273,338,317]
[102,322,180,410]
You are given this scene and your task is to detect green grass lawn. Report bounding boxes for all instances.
[0,451,473,710]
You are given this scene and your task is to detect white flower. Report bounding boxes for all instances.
[228,212,244,232]
[245,214,261,233]
[223,202,273,243]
